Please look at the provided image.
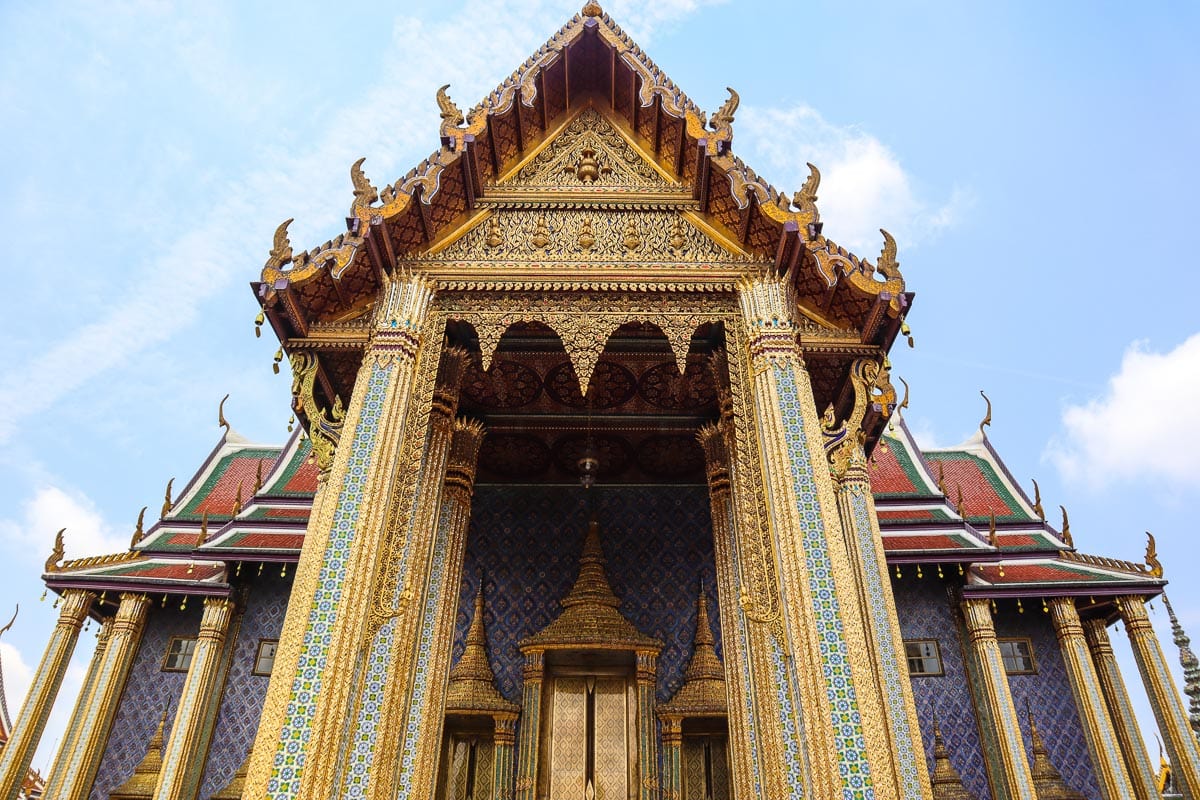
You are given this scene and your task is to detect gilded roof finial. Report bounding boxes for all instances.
[1145,531,1163,578]
[45,528,65,573]
[979,390,992,432]
[875,229,901,280]
[265,218,293,268]
[233,483,244,516]
[937,462,947,497]
[1059,506,1073,548]
[253,459,265,494]
[708,87,739,136]
[1162,592,1200,735]
[582,1,603,17]
[988,512,998,549]
[792,162,821,217]
[131,506,147,549]
[897,376,910,416]
[0,606,18,638]
[1031,478,1045,521]
[436,84,466,139]
[350,157,379,212]
[199,513,208,544]
[956,484,965,518]
[218,393,230,433]
[162,477,175,518]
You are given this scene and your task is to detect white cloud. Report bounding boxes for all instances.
[738,104,971,253]
[1046,333,1200,489]
[0,486,129,564]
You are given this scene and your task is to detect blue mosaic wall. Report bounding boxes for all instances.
[995,605,1100,798]
[454,485,720,705]
[90,602,201,800]
[891,578,991,800]
[198,574,292,798]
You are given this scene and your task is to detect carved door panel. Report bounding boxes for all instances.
[547,676,630,800]
[681,734,730,800]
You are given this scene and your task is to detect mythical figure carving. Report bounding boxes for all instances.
[350,157,379,213]
[792,162,821,218]
[708,87,739,138]
[45,528,65,573]
[290,352,345,479]
[875,228,901,280]
[437,84,466,139]
[1146,531,1164,578]
[266,218,294,268]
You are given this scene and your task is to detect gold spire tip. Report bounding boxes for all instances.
[582,1,603,16]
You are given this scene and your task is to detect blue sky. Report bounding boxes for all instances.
[1,0,1198,776]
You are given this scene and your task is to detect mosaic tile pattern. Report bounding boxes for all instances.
[774,366,872,799]
[995,608,1100,798]
[454,485,719,705]
[89,603,201,800]
[198,575,292,798]
[891,578,990,800]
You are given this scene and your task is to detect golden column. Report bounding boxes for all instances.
[491,714,519,800]
[827,359,931,800]
[1082,617,1160,800]
[153,596,236,800]
[352,348,469,800]
[734,274,903,799]
[695,419,758,798]
[1046,597,1136,799]
[959,597,1034,800]
[635,650,659,800]
[41,617,112,800]
[0,588,93,800]
[243,276,438,800]
[44,593,151,800]
[1120,594,1200,798]
[513,651,545,800]
[659,716,683,800]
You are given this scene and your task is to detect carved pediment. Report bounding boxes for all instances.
[500,107,681,192]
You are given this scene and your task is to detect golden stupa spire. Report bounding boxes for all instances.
[210,753,249,800]
[109,710,169,800]
[929,712,977,800]
[661,585,726,716]
[445,579,518,714]
[561,519,622,611]
[1026,704,1085,799]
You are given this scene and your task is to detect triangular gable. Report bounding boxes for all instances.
[923,431,1039,524]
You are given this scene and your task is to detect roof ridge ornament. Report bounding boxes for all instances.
[791,162,821,218]
[1145,531,1163,577]
[350,157,379,214]
[218,393,231,433]
[582,1,603,16]
[1059,505,1073,547]
[130,506,147,549]
[978,390,992,433]
[875,229,900,280]
[1031,478,1045,521]
[45,528,65,573]
[436,84,467,146]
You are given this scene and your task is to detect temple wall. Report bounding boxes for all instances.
[995,606,1100,798]
[892,578,991,799]
[198,573,292,798]
[454,485,719,705]
[90,602,202,800]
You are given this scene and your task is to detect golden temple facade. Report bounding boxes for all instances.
[3,5,1199,800]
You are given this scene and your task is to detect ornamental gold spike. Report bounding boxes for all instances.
[1146,531,1164,578]
[218,393,231,433]
[436,84,465,137]
[897,376,910,415]
[0,606,18,638]
[45,528,65,573]
[265,218,293,268]
[131,506,147,549]
[233,483,243,516]
[709,87,739,134]
[988,512,998,548]
[350,157,379,210]
[254,459,265,494]
[875,229,900,280]
[792,162,820,216]
[1059,505,1073,547]
[162,477,175,517]
[979,390,992,432]
[937,462,947,496]
[1031,478,1045,521]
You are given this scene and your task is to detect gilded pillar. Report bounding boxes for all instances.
[1082,617,1160,800]
[660,716,683,800]
[491,714,518,800]
[0,588,93,800]
[1045,597,1135,799]
[244,276,438,800]
[513,651,544,800]
[41,617,112,800]
[153,596,236,800]
[733,275,901,798]
[695,419,758,799]
[635,650,659,800]
[959,597,1034,800]
[45,593,151,800]
[827,359,931,800]
[1120,594,1200,798]
[350,348,469,800]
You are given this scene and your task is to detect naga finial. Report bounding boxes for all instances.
[266,218,294,268]
[1146,531,1164,578]
[0,606,16,638]
[708,87,739,134]
[350,157,379,211]
[218,393,231,433]
[937,462,947,496]
[979,390,993,432]
[437,84,466,138]
[1059,505,1073,547]
[792,162,821,217]
[162,477,175,518]
[875,228,901,280]
[988,512,998,548]
[897,376,910,415]
[582,0,603,16]
[131,506,147,549]
[1031,478,1045,521]
[45,528,65,573]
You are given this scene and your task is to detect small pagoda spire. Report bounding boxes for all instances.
[660,585,725,716]
[1025,703,1084,799]
[561,519,622,611]
[929,711,977,800]
[1163,592,1200,736]
[445,579,518,714]
[210,752,249,800]
[109,710,169,800]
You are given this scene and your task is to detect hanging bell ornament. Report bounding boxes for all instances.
[254,311,265,338]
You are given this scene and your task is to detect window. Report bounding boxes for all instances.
[162,636,197,672]
[254,639,279,676]
[999,638,1036,674]
[904,640,943,676]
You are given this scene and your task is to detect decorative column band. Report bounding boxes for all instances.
[514,651,545,800]
[660,716,683,800]
[959,597,1035,800]
[492,714,519,800]
[1082,618,1160,800]
[1119,594,1200,799]
[154,596,236,800]
[0,589,93,800]
[45,593,151,800]
[736,274,802,364]
[635,651,659,800]
[1046,598,1135,799]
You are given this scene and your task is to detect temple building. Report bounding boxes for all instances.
[3,4,1200,800]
